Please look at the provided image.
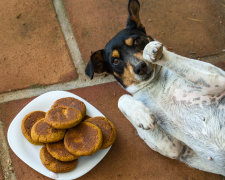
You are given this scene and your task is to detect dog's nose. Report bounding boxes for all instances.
[134,61,147,75]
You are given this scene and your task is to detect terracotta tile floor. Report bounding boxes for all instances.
[0,0,224,179]
[64,0,225,63]
[0,0,77,93]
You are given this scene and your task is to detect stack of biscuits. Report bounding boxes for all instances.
[21,97,116,173]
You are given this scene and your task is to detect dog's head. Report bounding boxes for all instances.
[85,0,157,93]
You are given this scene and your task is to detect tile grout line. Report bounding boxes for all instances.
[52,0,86,75]
[0,0,115,104]
[0,76,115,104]
[0,120,16,180]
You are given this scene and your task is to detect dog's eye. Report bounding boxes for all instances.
[112,58,120,65]
[133,38,141,46]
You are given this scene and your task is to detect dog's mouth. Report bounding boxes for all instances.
[134,62,155,81]
[143,70,153,80]
[125,64,156,94]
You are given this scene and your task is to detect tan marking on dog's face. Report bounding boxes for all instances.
[122,62,138,86]
[113,72,120,78]
[125,37,133,46]
[133,51,145,61]
[147,37,151,42]
[112,50,120,58]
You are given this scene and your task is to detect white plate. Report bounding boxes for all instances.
[7,90,111,180]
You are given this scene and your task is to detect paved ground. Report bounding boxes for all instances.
[0,0,78,93]
[0,0,224,179]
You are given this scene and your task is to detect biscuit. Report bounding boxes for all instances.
[64,122,102,156]
[21,111,46,145]
[31,119,65,143]
[85,116,116,149]
[46,140,77,162]
[52,97,86,117]
[40,146,78,173]
[45,107,83,129]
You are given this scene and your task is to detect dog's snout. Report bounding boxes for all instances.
[134,61,147,75]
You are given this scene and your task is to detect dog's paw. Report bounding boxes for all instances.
[118,94,155,130]
[135,111,155,130]
[143,41,163,63]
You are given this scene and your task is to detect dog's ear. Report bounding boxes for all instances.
[85,50,107,79]
[126,0,145,33]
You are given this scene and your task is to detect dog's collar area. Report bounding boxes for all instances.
[131,65,162,95]
[151,65,162,83]
[159,54,163,60]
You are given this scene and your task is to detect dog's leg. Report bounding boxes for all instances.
[118,94,184,159]
[140,128,225,176]
[118,94,225,175]
[136,123,184,159]
[118,94,155,130]
[143,41,225,94]
[178,146,225,176]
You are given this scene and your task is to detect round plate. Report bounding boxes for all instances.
[7,91,111,180]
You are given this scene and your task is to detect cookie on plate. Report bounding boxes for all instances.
[21,111,46,145]
[51,97,86,117]
[31,119,65,143]
[64,122,102,156]
[46,140,77,162]
[85,116,116,149]
[40,146,78,173]
[45,107,83,129]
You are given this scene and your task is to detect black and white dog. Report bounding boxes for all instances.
[85,0,225,176]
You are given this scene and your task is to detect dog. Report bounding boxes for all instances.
[85,0,225,176]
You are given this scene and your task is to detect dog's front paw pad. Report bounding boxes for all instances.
[143,41,163,62]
